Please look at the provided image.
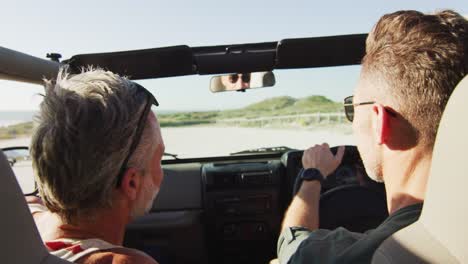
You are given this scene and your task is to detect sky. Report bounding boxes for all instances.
[1,0,467,111]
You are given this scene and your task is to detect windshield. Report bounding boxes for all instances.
[142,66,359,158]
[0,66,357,159]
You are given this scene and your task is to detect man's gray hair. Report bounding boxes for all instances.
[30,67,158,223]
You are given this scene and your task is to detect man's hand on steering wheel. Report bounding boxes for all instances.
[283,144,346,231]
[302,143,345,178]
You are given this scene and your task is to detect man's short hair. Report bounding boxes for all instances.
[362,10,468,147]
[30,68,158,223]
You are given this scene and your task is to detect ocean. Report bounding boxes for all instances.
[0,111,37,127]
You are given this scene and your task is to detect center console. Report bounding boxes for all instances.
[202,160,284,264]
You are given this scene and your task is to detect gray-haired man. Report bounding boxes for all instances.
[28,68,164,264]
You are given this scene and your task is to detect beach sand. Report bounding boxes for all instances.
[0,126,354,158]
[1,126,354,193]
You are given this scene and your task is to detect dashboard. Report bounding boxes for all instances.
[198,146,387,264]
[125,145,388,264]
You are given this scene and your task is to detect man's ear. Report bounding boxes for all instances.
[372,104,391,145]
[118,168,142,201]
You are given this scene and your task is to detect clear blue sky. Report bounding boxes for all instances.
[1,0,467,111]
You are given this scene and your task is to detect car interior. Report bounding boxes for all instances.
[0,33,467,264]
[0,151,71,264]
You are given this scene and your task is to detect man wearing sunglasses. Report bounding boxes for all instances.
[27,68,163,264]
[221,73,251,90]
[278,10,468,264]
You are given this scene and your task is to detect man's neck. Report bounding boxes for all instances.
[55,207,130,246]
[382,147,431,214]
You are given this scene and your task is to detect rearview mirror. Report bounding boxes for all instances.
[2,147,37,195]
[210,71,276,93]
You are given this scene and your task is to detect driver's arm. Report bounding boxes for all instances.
[278,144,344,263]
[281,144,344,230]
[281,181,321,231]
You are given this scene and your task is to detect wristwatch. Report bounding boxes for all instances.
[300,168,325,184]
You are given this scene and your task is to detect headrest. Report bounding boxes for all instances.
[419,75,468,261]
[372,75,468,263]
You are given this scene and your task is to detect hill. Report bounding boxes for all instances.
[0,95,344,133]
[158,95,343,125]
[244,96,296,111]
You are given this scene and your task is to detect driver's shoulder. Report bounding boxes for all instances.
[77,247,158,264]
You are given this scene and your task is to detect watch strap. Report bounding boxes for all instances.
[300,168,324,183]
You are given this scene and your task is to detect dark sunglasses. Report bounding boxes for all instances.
[229,73,251,83]
[343,96,375,122]
[344,96,398,122]
[116,83,159,187]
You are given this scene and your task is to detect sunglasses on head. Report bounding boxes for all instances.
[116,83,159,187]
[229,73,251,83]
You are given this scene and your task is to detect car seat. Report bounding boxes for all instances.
[0,150,71,263]
[371,75,468,263]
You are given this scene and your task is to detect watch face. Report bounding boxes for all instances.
[301,168,324,182]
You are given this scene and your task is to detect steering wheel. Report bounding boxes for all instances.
[290,146,388,232]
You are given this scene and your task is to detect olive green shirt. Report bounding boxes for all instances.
[277,203,423,264]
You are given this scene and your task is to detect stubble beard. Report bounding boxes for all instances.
[362,151,384,183]
[131,182,160,219]
[358,143,384,183]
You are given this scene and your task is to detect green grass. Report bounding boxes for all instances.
[0,122,34,139]
[158,95,344,127]
[0,95,345,137]
[244,96,297,111]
